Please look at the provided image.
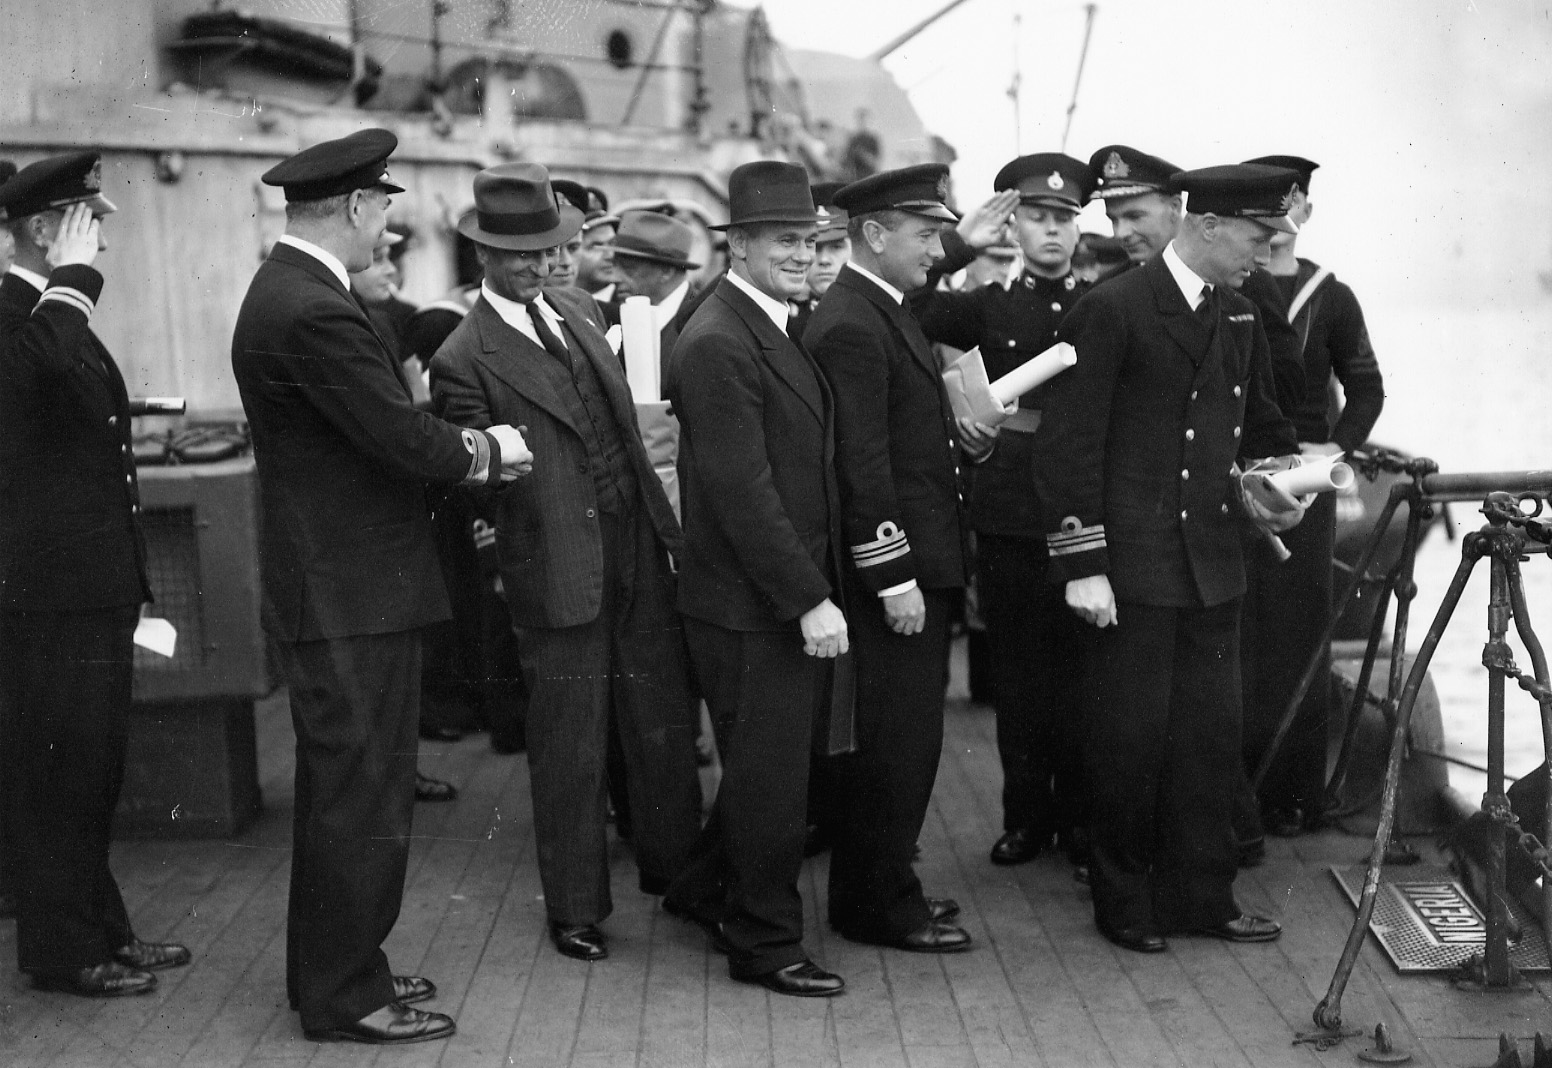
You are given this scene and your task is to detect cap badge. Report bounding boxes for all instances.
[1278,183,1297,213]
[817,206,832,223]
[1047,171,1065,191]
[84,159,102,192]
[1102,151,1129,180]
[935,174,950,202]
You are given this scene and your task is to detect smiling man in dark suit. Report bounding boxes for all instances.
[1033,163,1307,954]
[662,160,851,998]
[430,163,701,966]
[0,153,192,999]
[805,164,985,955]
[232,129,531,1046]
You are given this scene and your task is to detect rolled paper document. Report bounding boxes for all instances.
[942,342,1076,427]
[1266,457,1356,497]
[619,296,661,403]
[988,342,1077,406]
[128,397,187,415]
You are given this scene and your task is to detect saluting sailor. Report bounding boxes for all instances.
[911,153,1099,874]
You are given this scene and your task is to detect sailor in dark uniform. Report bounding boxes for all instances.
[1034,164,1307,953]
[911,153,1098,872]
[806,164,985,953]
[1236,155,1385,835]
[0,153,192,997]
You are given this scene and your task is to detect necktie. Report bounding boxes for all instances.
[1196,284,1216,324]
[524,300,570,365]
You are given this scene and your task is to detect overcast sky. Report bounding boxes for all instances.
[759,0,1552,313]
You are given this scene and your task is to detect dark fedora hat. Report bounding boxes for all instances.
[710,160,820,231]
[457,163,584,251]
[611,209,701,271]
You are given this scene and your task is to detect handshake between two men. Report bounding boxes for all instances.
[483,423,535,480]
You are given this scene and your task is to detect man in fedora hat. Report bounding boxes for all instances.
[805,164,981,955]
[662,159,850,998]
[609,208,700,391]
[1,152,192,998]
[430,162,701,965]
[232,129,532,1044]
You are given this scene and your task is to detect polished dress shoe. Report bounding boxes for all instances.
[927,897,961,923]
[305,1002,455,1044]
[844,919,973,953]
[415,771,458,803]
[393,975,436,1005]
[737,959,844,998]
[34,961,157,997]
[663,898,732,954]
[1097,922,1167,954]
[1189,914,1282,943]
[549,922,608,961]
[114,937,191,972]
[990,827,1049,866]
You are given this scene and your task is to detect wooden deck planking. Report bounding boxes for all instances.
[4,655,1551,1067]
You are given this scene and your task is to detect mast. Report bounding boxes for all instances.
[1060,3,1097,153]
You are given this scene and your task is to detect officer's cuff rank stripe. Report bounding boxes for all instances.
[39,285,95,319]
[1048,516,1106,557]
[851,521,910,569]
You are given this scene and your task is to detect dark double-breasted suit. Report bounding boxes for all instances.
[231,240,498,1033]
[665,277,850,978]
[913,234,1096,847]
[430,287,700,926]
[0,264,150,979]
[805,265,969,941]
[1033,249,1296,935]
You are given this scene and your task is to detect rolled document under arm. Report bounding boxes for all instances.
[941,342,1076,426]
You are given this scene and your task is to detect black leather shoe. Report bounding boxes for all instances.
[415,771,458,803]
[1190,914,1281,943]
[927,897,961,923]
[114,938,191,972]
[34,961,157,997]
[990,828,1049,866]
[845,920,973,953]
[549,922,608,961]
[305,1002,456,1044]
[393,975,436,1005]
[1097,922,1166,954]
[663,898,731,953]
[737,959,844,998]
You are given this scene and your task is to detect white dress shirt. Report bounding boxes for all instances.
[481,283,569,352]
[275,235,351,292]
[725,270,792,333]
[1163,240,1212,309]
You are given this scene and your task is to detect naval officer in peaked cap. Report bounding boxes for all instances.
[1033,162,1306,954]
[805,163,981,955]
[1,151,193,998]
[232,128,532,1045]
